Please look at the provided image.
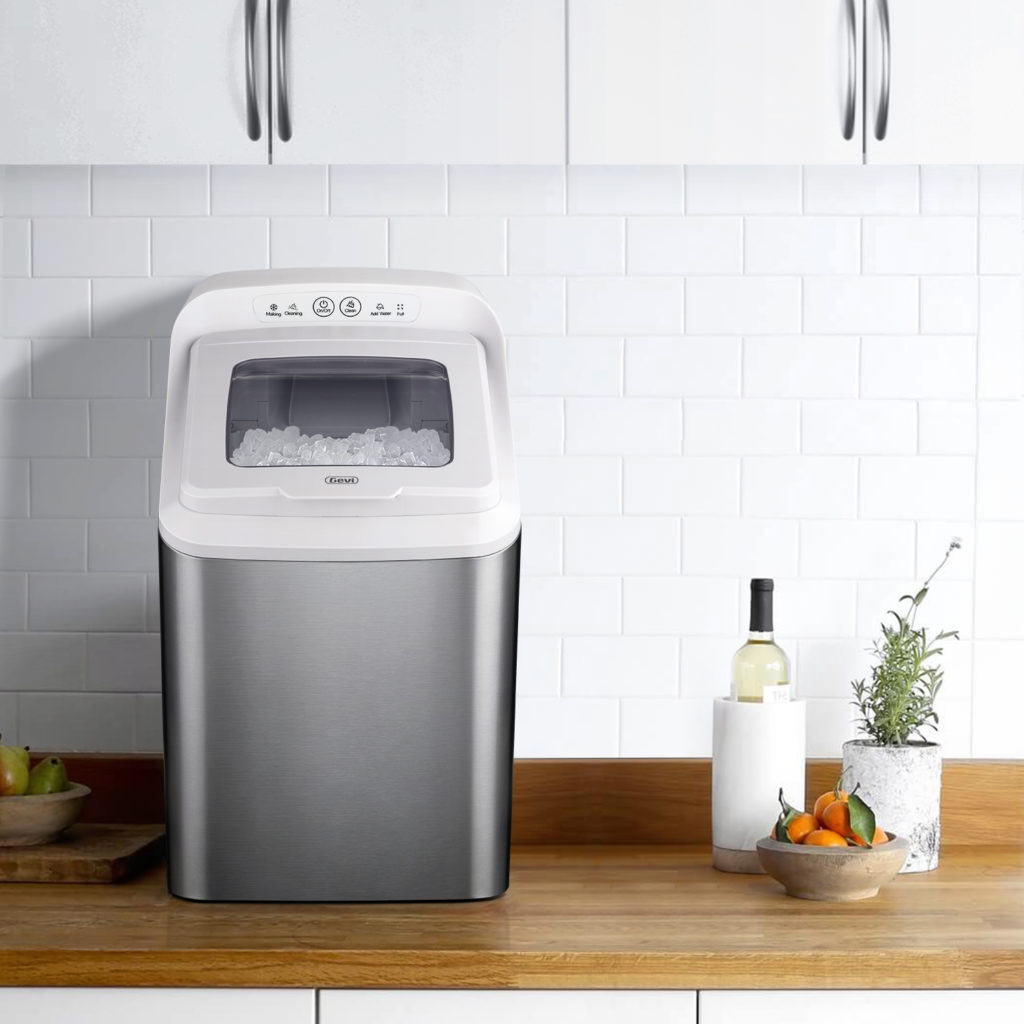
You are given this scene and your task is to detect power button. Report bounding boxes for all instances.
[312,296,335,317]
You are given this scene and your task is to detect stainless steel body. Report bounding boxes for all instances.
[160,537,520,902]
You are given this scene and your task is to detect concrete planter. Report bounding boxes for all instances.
[842,739,942,873]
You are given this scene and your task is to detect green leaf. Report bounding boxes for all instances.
[912,586,929,606]
[848,792,876,848]
[774,811,794,844]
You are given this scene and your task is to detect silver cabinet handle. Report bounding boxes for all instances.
[244,0,261,140]
[276,0,293,141]
[874,0,891,140]
[841,0,856,140]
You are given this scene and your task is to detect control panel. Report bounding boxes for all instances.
[254,292,421,324]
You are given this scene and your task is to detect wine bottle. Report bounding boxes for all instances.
[731,578,791,703]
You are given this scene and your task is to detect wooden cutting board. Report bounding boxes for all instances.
[0,823,165,883]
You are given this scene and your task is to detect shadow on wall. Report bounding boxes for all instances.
[0,281,193,751]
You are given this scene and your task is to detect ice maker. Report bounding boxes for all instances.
[158,269,520,902]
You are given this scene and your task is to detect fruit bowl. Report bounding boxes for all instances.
[0,783,91,847]
[756,832,908,901]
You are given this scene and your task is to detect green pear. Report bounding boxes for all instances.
[26,756,69,795]
[14,746,29,770]
[0,739,29,797]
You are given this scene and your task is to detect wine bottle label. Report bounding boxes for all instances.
[760,683,791,703]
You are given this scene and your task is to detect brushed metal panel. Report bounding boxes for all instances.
[160,538,519,901]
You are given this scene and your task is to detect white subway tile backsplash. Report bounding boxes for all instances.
[152,217,267,276]
[89,399,165,457]
[330,165,446,215]
[449,166,564,215]
[623,577,738,636]
[33,218,149,277]
[2,166,90,216]
[920,277,978,334]
[979,216,1024,275]
[803,166,918,215]
[863,217,977,275]
[389,216,505,275]
[564,517,680,575]
[977,402,1024,518]
[31,459,149,518]
[685,166,800,214]
[28,573,146,632]
[625,336,740,397]
[803,276,918,334]
[978,276,1024,398]
[919,166,978,214]
[627,217,741,275]
[801,399,917,455]
[568,277,682,334]
[1,219,30,277]
[742,456,858,518]
[800,520,916,579]
[519,577,620,635]
[510,397,564,455]
[514,697,619,757]
[972,642,1024,756]
[685,398,799,455]
[211,165,327,215]
[685,277,800,335]
[919,401,977,455]
[568,166,683,215]
[91,277,194,338]
[91,165,208,216]
[620,698,713,756]
[683,518,799,577]
[744,217,860,275]
[860,456,976,520]
[0,519,86,571]
[742,336,859,397]
[508,337,622,396]
[0,633,85,691]
[1,159,1020,758]
[509,217,623,275]
[18,692,135,751]
[624,457,739,516]
[2,278,90,337]
[32,338,149,398]
[565,397,681,455]
[517,456,620,515]
[563,636,678,696]
[269,217,387,268]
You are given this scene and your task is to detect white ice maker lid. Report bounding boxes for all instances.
[179,330,499,518]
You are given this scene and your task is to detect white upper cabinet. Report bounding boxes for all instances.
[864,0,1024,163]
[0,0,269,164]
[270,0,565,164]
[568,0,863,165]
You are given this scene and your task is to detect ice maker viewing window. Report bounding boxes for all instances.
[226,357,453,468]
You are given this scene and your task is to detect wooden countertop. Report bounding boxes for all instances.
[3,844,1024,989]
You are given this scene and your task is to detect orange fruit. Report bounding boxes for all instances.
[821,798,855,840]
[813,788,848,826]
[803,828,848,847]
[773,811,817,844]
[872,826,888,845]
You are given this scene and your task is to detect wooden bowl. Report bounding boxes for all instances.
[0,783,91,847]
[756,832,908,901]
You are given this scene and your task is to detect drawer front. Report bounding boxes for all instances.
[0,989,314,1024]
[320,990,696,1024]
[701,991,1024,1024]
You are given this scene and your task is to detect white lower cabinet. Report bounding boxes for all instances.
[319,990,697,1023]
[0,989,315,1023]
[700,991,1024,1023]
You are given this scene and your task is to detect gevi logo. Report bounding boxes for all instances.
[325,475,359,485]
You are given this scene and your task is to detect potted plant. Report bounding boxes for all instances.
[842,539,960,873]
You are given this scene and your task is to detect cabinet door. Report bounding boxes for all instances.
[700,991,1024,1024]
[569,0,862,164]
[320,990,696,1024]
[0,989,314,1024]
[865,0,1024,163]
[0,0,268,164]
[269,0,564,164]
